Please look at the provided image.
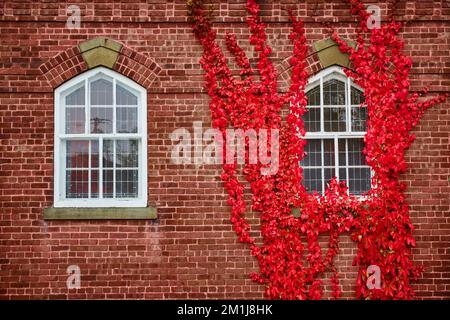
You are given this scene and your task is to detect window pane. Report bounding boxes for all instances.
[91,169,99,198]
[348,138,366,166]
[324,107,346,132]
[349,167,371,195]
[324,168,335,189]
[91,140,99,168]
[116,84,138,105]
[303,108,320,132]
[90,107,113,133]
[103,140,114,168]
[116,170,138,198]
[351,106,367,132]
[103,169,114,198]
[338,139,346,166]
[66,140,89,168]
[65,107,85,134]
[351,87,364,105]
[116,140,139,168]
[306,86,320,106]
[339,168,347,183]
[117,107,138,133]
[66,86,85,105]
[90,78,113,105]
[301,139,321,167]
[323,79,345,105]
[303,168,322,193]
[66,169,89,198]
[323,139,334,166]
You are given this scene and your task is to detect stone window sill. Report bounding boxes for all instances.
[43,207,157,220]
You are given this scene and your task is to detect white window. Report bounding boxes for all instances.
[54,67,147,207]
[301,66,371,195]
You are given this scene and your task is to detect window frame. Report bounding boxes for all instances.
[302,66,372,195]
[54,67,147,208]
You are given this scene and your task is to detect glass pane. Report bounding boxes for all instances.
[323,79,345,105]
[339,168,347,184]
[65,107,85,134]
[103,169,114,198]
[66,85,85,105]
[116,170,138,198]
[116,84,138,105]
[323,139,335,166]
[303,168,322,193]
[301,139,321,167]
[91,169,99,198]
[116,140,139,168]
[66,169,89,198]
[351,87,364,105]
[90,107,113,133]
[90,78,113,105]
[324,168,335,189]
[351,106,367,132]
[348,138,366,166]
[306,86,320,106]
[303,108,320,132]
[338,139,346,166]
[66,140,89,168]
[324,107,346,132]
[103,140,114,168]
[349,167,371,195]
[91,140,99,168]
[117,107,138,133]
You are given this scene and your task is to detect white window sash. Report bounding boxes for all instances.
[302,67,371,196]
[54,67,147,208]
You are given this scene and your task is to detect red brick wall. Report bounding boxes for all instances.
[0,0,448,299]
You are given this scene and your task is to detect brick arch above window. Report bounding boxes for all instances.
[39,37,162,90]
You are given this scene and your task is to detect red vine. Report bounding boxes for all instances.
[188,0,447,299]
[332,0,447,299]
